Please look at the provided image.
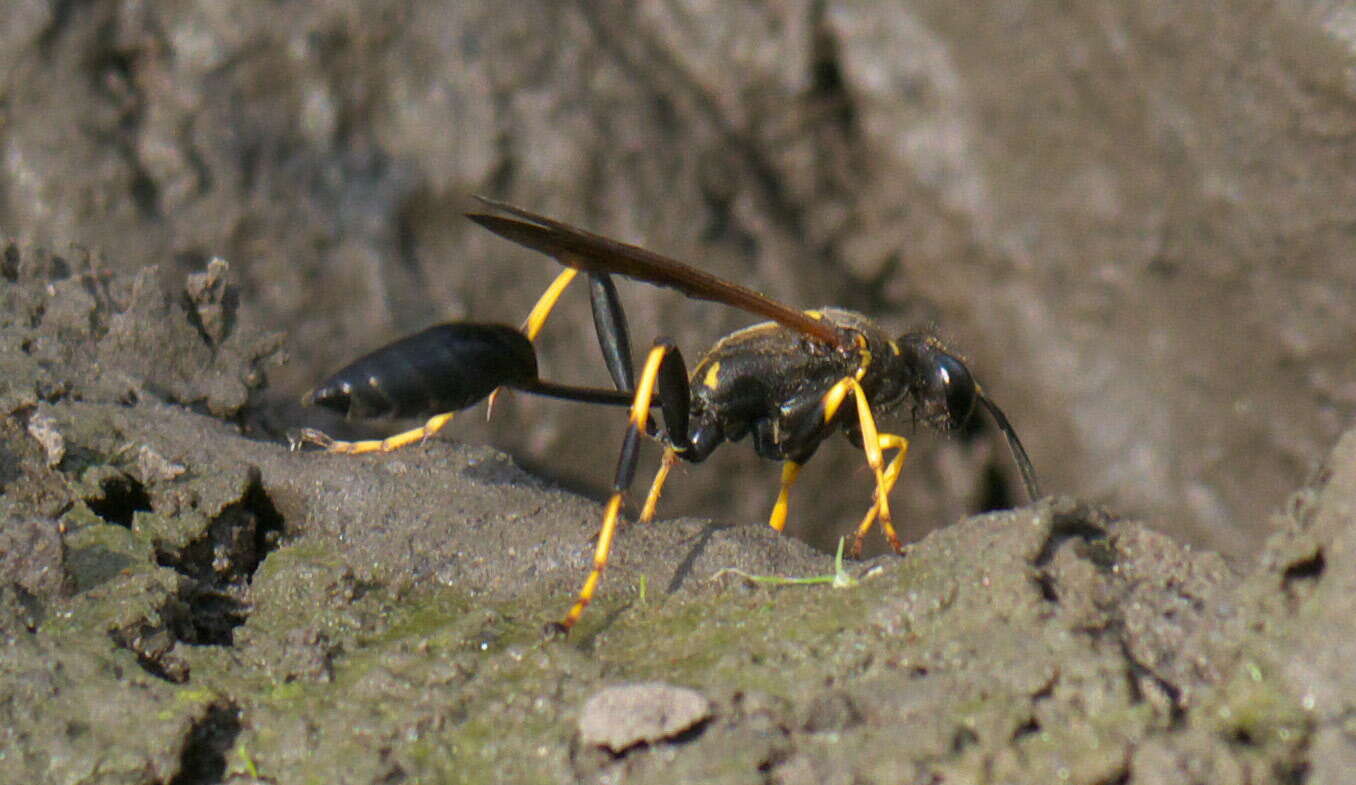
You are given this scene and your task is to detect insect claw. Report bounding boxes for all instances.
[293,428,337,451]
[850,532,867,560]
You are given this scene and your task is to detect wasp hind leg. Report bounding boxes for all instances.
[485,268,581,417]
[293,412,459,455]
[518,268,634,392]
[552,339,691,635]
[491,268,636,419]
[520,268,580,341]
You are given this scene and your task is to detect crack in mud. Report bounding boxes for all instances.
[85,471,152,528]
[155,468,285,646]
[166,702,242,785]
[1032,502,1112,567]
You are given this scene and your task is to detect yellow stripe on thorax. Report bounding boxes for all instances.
[702,361,721,389]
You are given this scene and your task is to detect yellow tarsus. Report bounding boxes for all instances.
[297,411,457,454]
[559,489,624,631]
[640,448,678,523]
[852,433,909,556]
[769,461,801,531]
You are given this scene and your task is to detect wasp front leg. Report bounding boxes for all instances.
[817,377,908,557]
[851,433,910,556]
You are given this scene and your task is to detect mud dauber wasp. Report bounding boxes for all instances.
[296,197,1041,634]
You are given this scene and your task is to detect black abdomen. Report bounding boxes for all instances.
[304,323,538,419]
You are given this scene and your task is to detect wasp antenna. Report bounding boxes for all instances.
[977,394,1041,502]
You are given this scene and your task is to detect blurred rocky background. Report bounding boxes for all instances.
[3,0,1354,564]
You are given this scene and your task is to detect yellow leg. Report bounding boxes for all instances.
[640,447,679,523]
[488,268,582,419]
[819,376,898,558]
[488,268,577,417]
[852,433,909,556]
[522,267,580,341]
[768,461,802,532]
[296,411,457,454]
[555,343,671,633]
[558,495,623,632]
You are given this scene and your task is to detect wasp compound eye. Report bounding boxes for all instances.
[932,352,978,429]
[898,336,977,431]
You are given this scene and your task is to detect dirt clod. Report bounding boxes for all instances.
[578,682,713,753]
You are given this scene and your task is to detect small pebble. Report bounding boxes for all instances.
[577,682,711,753]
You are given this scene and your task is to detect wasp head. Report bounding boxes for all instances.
[897,334,977,431]
[895,332,1041,501]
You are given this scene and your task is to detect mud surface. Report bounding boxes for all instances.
[3,1,1354,563]
[3,241,1355,784]
[3,2,1356,783]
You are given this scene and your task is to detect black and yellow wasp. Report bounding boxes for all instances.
[297,197,1040,633]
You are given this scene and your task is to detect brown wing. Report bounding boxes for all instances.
[467,196,848,349]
